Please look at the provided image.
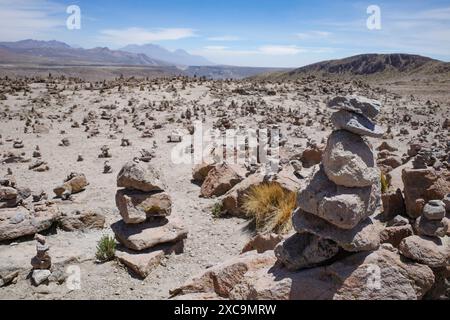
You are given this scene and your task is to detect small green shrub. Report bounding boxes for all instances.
[211,202,224,218]
[95,235,116,262]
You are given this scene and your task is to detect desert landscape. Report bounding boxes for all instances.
[0,52,449,300]
[0,1,449,302]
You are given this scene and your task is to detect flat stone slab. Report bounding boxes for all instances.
[275,233,339,271]
[331,110,384,138]
[0,204,61,241]
[327,95,381,119]
[292,208,382,252]
[111,216,188,251]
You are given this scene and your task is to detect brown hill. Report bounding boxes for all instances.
[254,54,450,82]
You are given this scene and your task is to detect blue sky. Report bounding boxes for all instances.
[1,0,449,67]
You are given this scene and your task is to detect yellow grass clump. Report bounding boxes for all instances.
[242,182,296,234]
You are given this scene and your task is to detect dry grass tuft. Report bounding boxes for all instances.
[242,182,296,234]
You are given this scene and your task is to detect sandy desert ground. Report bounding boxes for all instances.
[0,75,448,299]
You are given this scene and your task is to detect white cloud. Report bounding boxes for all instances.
[98,27,197,46]
[198,45,315,57]
[204,46,229,51]
[258,45,305,55]
[296,30,332,40]
[0,0,65,41]
[207,35,241,41]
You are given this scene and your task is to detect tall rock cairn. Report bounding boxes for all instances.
[111,161,187,278]
[276,96,384,270]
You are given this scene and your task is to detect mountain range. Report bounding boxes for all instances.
[121,44,213,66]
[0,39,212,67]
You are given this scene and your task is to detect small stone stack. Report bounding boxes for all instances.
[399,200,448,268]
[30,234,52,286]
[398,200,449,299]
[111,161,188,278]
[276,96,384,270]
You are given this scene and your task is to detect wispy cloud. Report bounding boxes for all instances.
[207,35,241,41]
[0,0,65,41]
[198,45,332,57]
[296,30,332,40]
[258,45,304,55]
[98,27,197,46]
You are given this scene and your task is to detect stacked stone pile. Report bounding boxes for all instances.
[30,234,52,286]
[276,95,384,269]
[111,161,188,278]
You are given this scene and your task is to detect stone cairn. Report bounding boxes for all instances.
[276,96,384,270]
[30,234,52,286]
[111,161,188,278]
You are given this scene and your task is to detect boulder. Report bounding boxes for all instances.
[241,233,285,254]
[327,96,381,120]
[192,162,215,182]
[380,224,414,248]
[423,200,446,221]
[0,186,17,201]
[322,130,379,187]
[402,168,450,218]
[292,209,382,252]
[170,250,277,298]
[0,205,61,241]
[415,216,449,238]
[111,216,187,251]
[115,241,184,279]
[176,248,434,300]
[115,190,172,224]
[59,210,105,231]
[297,167,380,229]
[115,249,164,279]
[399,236,449,268]
[331,110,384,138]
[381,188,406,220]
[117,161,165,192]
[328,246,434,300]
[300,147,323,168]
[275,233,339,271]
[200,164,243,198]
[54,173,88,198]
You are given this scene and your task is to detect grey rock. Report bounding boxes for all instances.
[117,161,166,192]
[323,130,379,187]
[297,167,380,229]
[415,216,448,238]
[275,233,339,271]
[423,200,446,221]
[111,216,187,251]
[327,95,381,120]
[31,269,51,286]
[115,190,172,224]
[292,208,382,252]
[399,235,449,268]
[331,110,384,138]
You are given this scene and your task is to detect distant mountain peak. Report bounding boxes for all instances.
[120,43,215,66]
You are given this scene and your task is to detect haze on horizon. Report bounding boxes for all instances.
[0,0,449,68]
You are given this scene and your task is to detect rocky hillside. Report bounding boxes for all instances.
[254,54,450,81]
